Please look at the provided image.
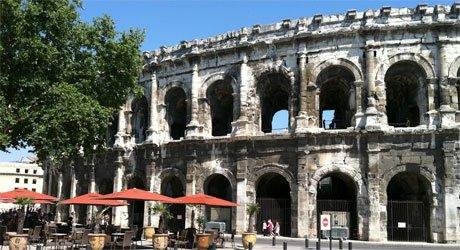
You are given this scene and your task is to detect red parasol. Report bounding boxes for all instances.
[59,193,127,206]
[0,188,58,202]
[97,188,177,203]
[0,199,53,204]
[173,193,238,207]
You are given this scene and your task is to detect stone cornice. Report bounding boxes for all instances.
[143,4,460,67]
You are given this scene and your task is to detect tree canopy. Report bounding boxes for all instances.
[0,0,144,162]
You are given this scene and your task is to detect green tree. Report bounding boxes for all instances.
[0,0,144,162]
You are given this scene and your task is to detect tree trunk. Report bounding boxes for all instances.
[17,206,25,234]
[158,215,164,234]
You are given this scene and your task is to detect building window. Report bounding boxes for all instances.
[24,169,29,174]
[32,179,37,184]
[14,187,18,190]
[33,170,37,174]
[24,178,28,184]
[32,188,36,192]
[15,178,19,183]
[16,168,20,173]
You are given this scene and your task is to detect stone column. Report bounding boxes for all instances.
[441,142,459,243]
[364,47,380,129]
[305,61,319,129]
[55,172,64,222]
[232,52,255,136]
[353,81,366,128]
[367,136,382,241]
[235,156,248,234]
[146,71,159,143]
[144,161,160,227]
[295,53,308,133]
[296,151,309,237]
[186,62,204,138]
[438,42,457,128]
[114,107,127,148]
[69,166,77,224]
[86,165,96,223]
[112,156,128,227]
[185,160,198,228]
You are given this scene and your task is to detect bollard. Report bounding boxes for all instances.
[305,238,309,248]
[339,238,343,249]
[283,241,287,250]
[348,241,352,250]
[210,242,217,250]
[86,245,91,250]
[272,236,276,246]
[249,242,253,250]
[316,241,320,250]
[36,245,42,250]
[329,237,332,250]
[174,241,178,250]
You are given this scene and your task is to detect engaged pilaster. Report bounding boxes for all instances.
[364,47,381,130]
[186,62,204,138]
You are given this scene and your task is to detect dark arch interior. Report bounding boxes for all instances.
[317,172,357,239]
[385,61,425,127]
[106,113,118,147]
[258,73,290,133]
[204,174,233,232]
[207,80,234,136]
[317,66,355,129]
[131,96,149,143]
[386,171,431,242]
[165,87,187,140]
[387,172,430,202]
[256,172,291,236]
[161,176,185,233]
[127,176,145,228]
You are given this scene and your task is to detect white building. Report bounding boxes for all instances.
[0,159,44,210]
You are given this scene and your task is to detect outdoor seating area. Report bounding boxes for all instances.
[0,188,238,249]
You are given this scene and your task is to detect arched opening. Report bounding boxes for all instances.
[385,61,427,127]
[317,172,357,239]
[386,171,431,242]
[257,73,290,133]
[204,174,233,232]
[106,113,118,147]
[131,96,149,143]
[317,66,355,129]
[271,109,289,132]
[127,176,145,229]
[256,172,291,236]
[165,87,187,140]
[161,175,185,233]
[206,80,234,136]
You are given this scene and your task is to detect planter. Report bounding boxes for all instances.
[242,232,257,249]
[88,233,107,250]
[144,226,155,239]
[196,233,211,250]
[152,233,168,250]
[8,233,28,250]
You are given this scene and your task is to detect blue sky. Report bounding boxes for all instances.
[0,0,450,162]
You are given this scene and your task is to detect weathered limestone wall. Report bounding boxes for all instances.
[44,4,460,243]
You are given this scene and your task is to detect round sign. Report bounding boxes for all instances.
[322,217,329,227]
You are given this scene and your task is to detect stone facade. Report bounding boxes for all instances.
[45,4,460,243]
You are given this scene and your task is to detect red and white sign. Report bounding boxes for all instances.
[320,214,331,231]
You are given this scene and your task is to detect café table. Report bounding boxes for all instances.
[111,232,125,242]
[50,233,67,249]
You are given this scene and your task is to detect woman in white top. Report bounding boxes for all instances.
[274,221,280,236]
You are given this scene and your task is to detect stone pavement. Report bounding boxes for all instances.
[26,235,460,249]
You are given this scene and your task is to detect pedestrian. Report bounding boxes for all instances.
[262,220,267,236]
[274,221,280,236]
[267,219,274,236]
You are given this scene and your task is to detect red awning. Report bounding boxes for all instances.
[0,188,58,201]
[173,193,238,207]
[97,188,177,203]
[0,199,53,204]
[59,193,127,206]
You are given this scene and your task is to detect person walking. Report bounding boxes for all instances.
[267,219,274,236]
[274,221,280,236]
[262,220,267,236]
